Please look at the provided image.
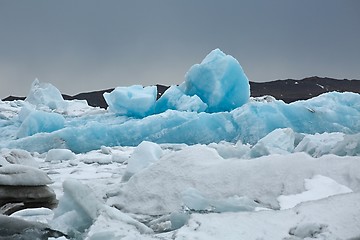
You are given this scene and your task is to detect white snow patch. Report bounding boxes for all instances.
[278,175,353,210]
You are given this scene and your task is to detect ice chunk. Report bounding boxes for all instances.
[109,147,360,215]
[277,175,353,210]
[25,79,67,110]
[180,48,250,112]
[104,85,157,118]
[52,179,104,235]
[155,85,207,113]
[45,149,76,162]
[170,212,190,230]
[211,195,259,212]
[10,207,54,224]
[295,132,360,157]
[52,179,152,238]
[1,149,38,167]
[100,146,112,154]
[122,141,163,181]
[0,215,65,239]
[85,204,153,239]
[182,188,210,211]
[209,140,250,159]
[0,164,53,186]
[182,188,259,213]
[289,222,328,238]
[250,128,295,158]
[330,133,360,156]
[17,110,65,138]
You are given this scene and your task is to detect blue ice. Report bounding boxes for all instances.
[1,49,359,153]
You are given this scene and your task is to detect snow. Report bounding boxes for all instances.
[104,85,157,118]
[277,175,353,210]
[174,193,360,240]
[0,48,360,239]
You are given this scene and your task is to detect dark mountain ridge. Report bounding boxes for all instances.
[2,76,360,108]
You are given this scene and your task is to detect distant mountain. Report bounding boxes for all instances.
[2,77,360,108]
[250,76,360,103]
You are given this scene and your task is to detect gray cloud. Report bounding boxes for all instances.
[0,0,359,98]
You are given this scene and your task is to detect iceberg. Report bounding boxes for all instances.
[155,85,207,113]
[4,91,360,154]
[16,110,65,138]
[1,49,359,153]
[104,85,157,118]
[25,79,67,110]
[180,48,250,112]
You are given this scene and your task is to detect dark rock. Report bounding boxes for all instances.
[0,185,58,215]
[250,76,360,103]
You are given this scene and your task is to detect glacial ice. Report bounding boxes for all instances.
[155,85,207,113]
[3,91,359,154]
[181,188,259,213]
[122,141,163,182]
[0,215,64,239]
[180,48,250,112]
[0,48,359,153]
[17,110,65,138]
[25,79,67,110]
[104,85,157,118]
[52,179,152,238]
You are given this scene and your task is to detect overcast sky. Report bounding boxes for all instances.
[0,0,359,98]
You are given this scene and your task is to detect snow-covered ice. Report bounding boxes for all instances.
[0,48,359,239]
[0,164,52,186]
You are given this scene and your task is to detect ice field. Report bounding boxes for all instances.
[0,49,359,239]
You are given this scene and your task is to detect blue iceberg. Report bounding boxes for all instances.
[180,48,250,112]
[0,49,359,154]
[155,86,207,113]
[104,85,157,118]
